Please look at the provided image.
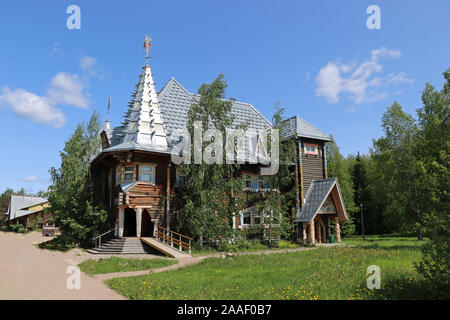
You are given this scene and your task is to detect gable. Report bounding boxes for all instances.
[294,178,347,223]
[318,195,337,214]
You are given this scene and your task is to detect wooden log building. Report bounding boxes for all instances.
[90,36,347,247]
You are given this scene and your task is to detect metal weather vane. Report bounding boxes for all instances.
[143,34,152,65]
[107,96,111,122]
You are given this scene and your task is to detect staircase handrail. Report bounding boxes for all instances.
[155,225,192,254]
[91,228,116,248]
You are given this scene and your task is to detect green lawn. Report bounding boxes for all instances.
[79,257,178,275]
[106,236,445,300]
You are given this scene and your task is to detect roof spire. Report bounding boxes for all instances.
[106,96,111,122]
[143,34,152,65]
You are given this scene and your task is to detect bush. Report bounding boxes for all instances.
[415,236,450,292]
[278,240,298,249]
[0,224,26,233]
[38,235,75,251]
[219,239,268,252]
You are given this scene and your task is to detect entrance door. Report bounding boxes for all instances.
[141,209,155,237]
[123,208,137,237]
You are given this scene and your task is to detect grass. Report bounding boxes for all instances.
[191,239,300,256]
[79,257,178,275]
[106,236,446,300]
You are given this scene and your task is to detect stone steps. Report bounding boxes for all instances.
[87,238,161,255]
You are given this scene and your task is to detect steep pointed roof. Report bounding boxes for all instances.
[95,61,330,162]
[294,178,347,223]
[105,64,168,153]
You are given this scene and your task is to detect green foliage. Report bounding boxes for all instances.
[218,239,268,252]
[47,111,108,248]
[371,102,420,234]
[413,69,450,288]
[0,223,26,233]
[326,136,356,236]
[175,74,247,243]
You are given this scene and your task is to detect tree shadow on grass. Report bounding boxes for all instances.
[361,277,448,300]
[359,243,421,251]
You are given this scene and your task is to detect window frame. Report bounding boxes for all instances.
[123,165,135,183]
[175,168,187,186]
[138,165,154,183]
[304,143,319,155]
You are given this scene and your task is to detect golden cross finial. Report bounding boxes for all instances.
[143,34,152,65]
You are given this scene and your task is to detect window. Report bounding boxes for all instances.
[124,166,135,182]
[176,169,187,186]
[139,166,154,183]
[258,176,264,189]
[243,211,251,225]
[304,143,319,155]
[254,211,262,225]
[245,175,252,189]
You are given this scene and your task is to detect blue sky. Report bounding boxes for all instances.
[0,0,449,194]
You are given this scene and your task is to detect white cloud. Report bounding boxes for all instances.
[0,87,66,128]
[315,47,413,105]
[20,176,39,183]
[80,55,97,71]
[0,72,90,128]
[49,42,63,59]
[79,55,107,80]
[47,72,90,108]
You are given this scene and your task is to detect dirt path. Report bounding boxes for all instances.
[0,231,124,300]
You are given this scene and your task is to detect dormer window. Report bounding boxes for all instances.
[304,143,319,155]
[124,166,135,182]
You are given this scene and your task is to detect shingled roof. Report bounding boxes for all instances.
[97,61,331,163]
[157,78,272,134]
[282,116,331,141]
[294,178,347,223]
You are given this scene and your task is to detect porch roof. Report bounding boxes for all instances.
[294,178,347,223]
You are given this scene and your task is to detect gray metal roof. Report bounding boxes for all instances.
[7,195,48,220]
[95,64,331,165]
[282,116,331,141]
[295,178,338,223]
[157,78,272,133]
